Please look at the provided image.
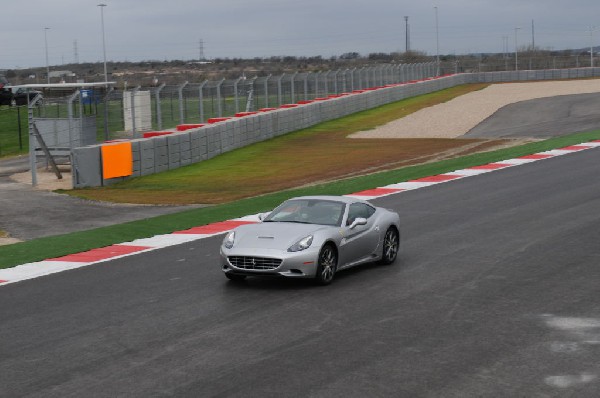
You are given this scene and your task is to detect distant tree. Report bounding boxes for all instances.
[340,52,360,60]
[368,52,392,61]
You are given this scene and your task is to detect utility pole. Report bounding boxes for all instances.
[73,40,79,64]
[404,16,410,52]
[44,27,50,84]
[434,6,440,75]
[590,26,596,68]
[503,36,509,70]
[515,27,521,71]
[98,3,108,84]
[532,20,535,50]
[199,38,205,61]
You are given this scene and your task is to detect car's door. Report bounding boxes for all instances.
[340,202,380,265]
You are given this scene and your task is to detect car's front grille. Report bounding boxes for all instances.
[228,256,282,270]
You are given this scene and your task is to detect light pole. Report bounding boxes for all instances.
[404,16,409,53]
[503,36,509,70]
[589,26,596,68]
[434,6,440,76]
[514,27,521,71]
[44,27,50,84]
[98,3,108,84]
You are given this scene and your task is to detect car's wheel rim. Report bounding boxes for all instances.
[320,247,336,282]
[384,229,398,262]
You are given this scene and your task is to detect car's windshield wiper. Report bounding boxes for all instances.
[283,220,312,224]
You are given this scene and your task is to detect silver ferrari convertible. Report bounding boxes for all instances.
[220,195,401,285]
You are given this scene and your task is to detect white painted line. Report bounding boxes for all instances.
[446,169,494,176]
[382,181,440,190]
[500,158,541,165]
[344,194,384,200]
[538,149,576,156]
[120,234,209,248]
[0,261,92,285]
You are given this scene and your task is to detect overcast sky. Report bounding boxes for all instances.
[2,0,598,69]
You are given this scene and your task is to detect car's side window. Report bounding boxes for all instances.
[346,203,376,226]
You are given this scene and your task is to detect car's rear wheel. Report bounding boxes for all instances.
[380,227,399,265]
[225,273,247,282]
[315,244,337,285]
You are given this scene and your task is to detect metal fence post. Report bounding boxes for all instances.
[304,73,310,100]
[177,81,188,125]
[27,89,37,186]
[315,72,321,97]
[263,74,271,108]
[233,76,243,114]
[131,86,140,137]
[67,91,79,150]
[245,76,257,112]
[216,78,225,117]
[101,86,113,140]
[277,74,284,106]
[155,83,165,130]
[198,80,208,122]
[333,70,339,94]
[324,71,331,96]
[290,72,298,103]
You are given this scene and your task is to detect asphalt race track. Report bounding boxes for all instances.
[1,145,599,396]
[466,92,600,139]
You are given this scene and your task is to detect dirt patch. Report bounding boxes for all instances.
[0,230,22,246]
[11,167,72,191]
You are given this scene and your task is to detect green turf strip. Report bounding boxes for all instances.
[1,129,599,269]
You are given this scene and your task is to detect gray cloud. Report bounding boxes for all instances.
[1,0,598,69]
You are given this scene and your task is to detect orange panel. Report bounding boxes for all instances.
[101,142,133,179]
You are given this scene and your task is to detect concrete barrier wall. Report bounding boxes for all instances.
[71,68,600,188]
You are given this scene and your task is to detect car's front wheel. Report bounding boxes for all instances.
[315,244,337,285]
[380,227,399,265]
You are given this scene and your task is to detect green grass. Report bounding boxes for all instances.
[0,106,29,157]
[0,129,598,269]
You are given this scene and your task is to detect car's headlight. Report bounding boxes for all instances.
[223,231,235,249]
[288,235,313,252]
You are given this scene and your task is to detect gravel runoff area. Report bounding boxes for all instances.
[350,79,600,139]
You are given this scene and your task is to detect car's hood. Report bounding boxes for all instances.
[232,222,330,250]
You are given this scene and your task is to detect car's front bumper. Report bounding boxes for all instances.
[220,246,321,279]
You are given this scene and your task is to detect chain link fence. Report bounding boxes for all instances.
[0,62,437,156]
[4,59,597,159]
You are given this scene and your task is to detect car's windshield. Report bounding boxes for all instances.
[264,199,345,226]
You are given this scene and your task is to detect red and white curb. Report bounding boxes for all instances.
[1,140,599,286]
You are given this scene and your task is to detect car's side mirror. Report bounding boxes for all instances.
[349,217,367,229]
[258,212,270,221]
